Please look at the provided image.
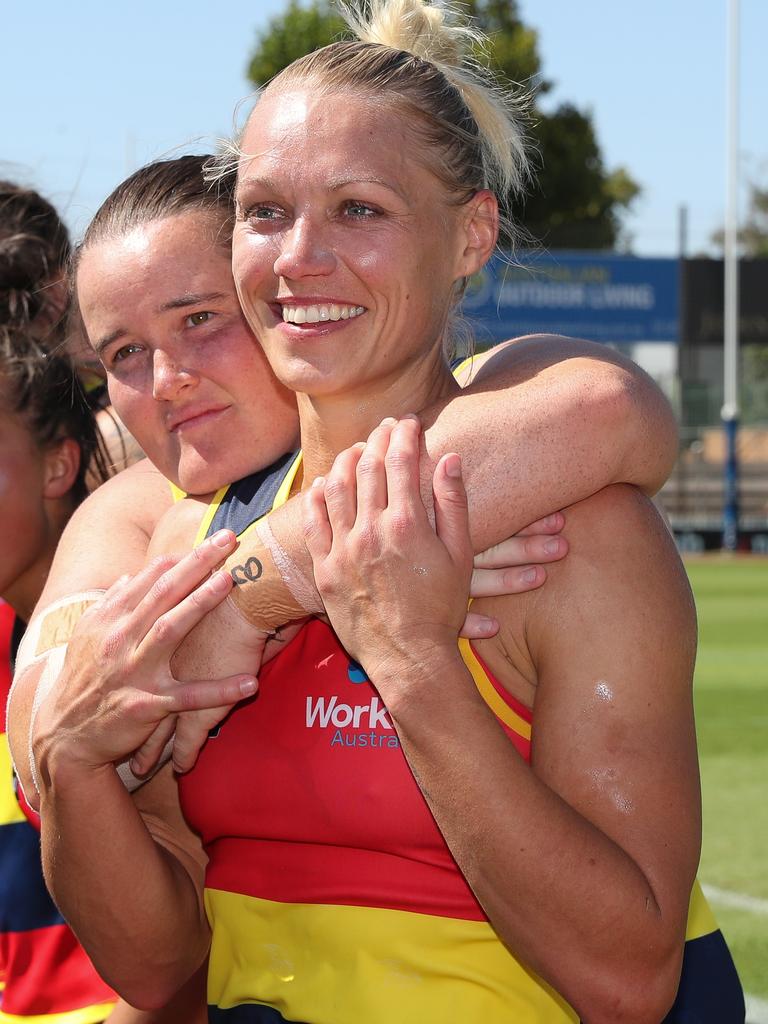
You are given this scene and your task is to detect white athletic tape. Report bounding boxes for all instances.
[255,517,321,613]
[12,590,171,798]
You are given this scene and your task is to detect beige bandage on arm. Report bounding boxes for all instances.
[10,592,172,798]
[224,516,322,631]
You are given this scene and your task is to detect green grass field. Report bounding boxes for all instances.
[685,557,768,1004]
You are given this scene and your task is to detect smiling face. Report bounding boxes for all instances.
[232,87,479,409]
[76,211,298,494]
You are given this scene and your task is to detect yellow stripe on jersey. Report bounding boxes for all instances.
[0,738,25,826]
[168,481,186,503]
[0,1002,116,1024]
[458,637,532,739]
[685,879,718,941]
[205,888,576,1024]
[193,486,230,548]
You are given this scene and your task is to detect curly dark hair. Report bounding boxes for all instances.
[0,180,71,338]
[0,326,110,505]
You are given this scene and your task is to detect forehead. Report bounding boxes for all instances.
[237,87,428,198]
[77,212,232,304]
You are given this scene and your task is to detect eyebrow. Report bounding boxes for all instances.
[93,292,229,355]
[157,291,229,313]
[235,175,404,200]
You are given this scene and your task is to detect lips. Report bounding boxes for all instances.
[168,404,229,432]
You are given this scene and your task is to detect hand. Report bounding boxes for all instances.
[32,531,258,786]
[463,512,568,639]
[303,417,472,690]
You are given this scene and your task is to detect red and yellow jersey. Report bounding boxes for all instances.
[0,601,116,1023]
[181,617,576,1023]
[181,451,743,1023]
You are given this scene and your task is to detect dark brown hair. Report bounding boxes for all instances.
[0,180,71,336]
[78,154,236,259]
[0,326,110,504]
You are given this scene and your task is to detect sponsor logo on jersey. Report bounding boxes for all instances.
[305,694,400,750]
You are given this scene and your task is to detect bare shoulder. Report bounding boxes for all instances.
[38,461,176,606]
[463,334,645,386]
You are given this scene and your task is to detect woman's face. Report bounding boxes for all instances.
[232,87,473,400]
[76,211,299,494]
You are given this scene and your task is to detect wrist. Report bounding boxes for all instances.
[369,641,469,716]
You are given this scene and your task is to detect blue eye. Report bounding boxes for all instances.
[344,201,377,218]
[242,203,285,223]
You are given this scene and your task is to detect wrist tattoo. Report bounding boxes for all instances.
[230,557,264,586]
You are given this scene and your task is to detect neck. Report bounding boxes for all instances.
[298,355,459,482]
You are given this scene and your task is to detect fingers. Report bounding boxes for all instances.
[131,530,238,637]
[432,453,473,573]
[514,511,565,537]
[470,563,548,598]
[323,443,364,537]
[137,567,235,660]
[303,476,332,561]
[129,717,177,778]
[356,419,396,515]
[473,533,568,570]
[169,698,252,774]
[459,610,500,639]
[383,416,424,517]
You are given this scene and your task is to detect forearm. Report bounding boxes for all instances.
[381,654,683,1023]
[224,339,676,630]
[39,761,207,1009]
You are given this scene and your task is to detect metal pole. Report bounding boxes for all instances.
[722,0,740,551]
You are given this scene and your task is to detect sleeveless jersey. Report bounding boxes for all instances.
[0,601,116,1023]
[180,454,742,1023]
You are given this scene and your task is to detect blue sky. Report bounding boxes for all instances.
[3,1,765,256]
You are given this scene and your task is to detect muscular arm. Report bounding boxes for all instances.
[155,333,676,632]
[39,759,208,1009]
[308,458,700,1023]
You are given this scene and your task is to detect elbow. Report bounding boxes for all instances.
[573,944,682,1024]
[596,368,678,495]
[107,967,194,1012]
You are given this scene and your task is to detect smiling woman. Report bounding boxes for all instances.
[9,3,744,1020]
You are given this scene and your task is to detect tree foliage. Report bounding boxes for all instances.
[711,183,768,258]
[246,0,640,250]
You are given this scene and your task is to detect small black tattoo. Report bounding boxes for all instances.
[230,557,264,586]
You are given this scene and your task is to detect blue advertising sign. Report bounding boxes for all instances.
[463,252,679,344]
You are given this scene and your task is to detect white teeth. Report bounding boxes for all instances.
[281,304,365,324]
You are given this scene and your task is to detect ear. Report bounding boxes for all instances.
[42,438,82,500]
[455,189,499,280]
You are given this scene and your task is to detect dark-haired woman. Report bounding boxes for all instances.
[0,328,208,1022]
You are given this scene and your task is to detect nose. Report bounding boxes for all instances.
[152,349,198,401]
[273,215,336,280]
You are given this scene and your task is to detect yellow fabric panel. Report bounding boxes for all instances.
[685,879,718,941]
[0,737,25,826]
[458,637,532,739]
[0,1002,115,1024]
[168,481,186,503]
[193,486,230,548]
[206,888,576,1024]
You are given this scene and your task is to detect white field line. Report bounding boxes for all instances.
[703,883,768,916]
[746,993,768,1024]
